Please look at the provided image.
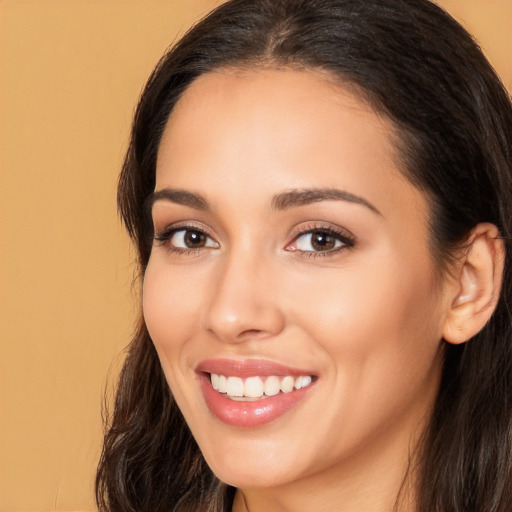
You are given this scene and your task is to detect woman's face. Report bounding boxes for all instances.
[143,69,449,490]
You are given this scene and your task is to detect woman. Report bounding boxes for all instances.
[96,0,512,511]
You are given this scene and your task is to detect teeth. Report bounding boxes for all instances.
[218,375,227,393]
[295,375,312,390]
[264,376,281,396]
[280,375,295,393]
[302,376,312,387]
[209,373,314,399]
[245,376,264,398]
[226,376,244,397]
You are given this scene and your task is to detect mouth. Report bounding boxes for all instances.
[196,359,317,427]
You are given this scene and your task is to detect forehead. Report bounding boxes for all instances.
[160,69,393,158]
[155,68,427,226]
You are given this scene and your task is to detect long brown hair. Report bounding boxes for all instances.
[97,1,512,510]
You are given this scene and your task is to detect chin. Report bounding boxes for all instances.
[199,440,303,489]
[212,463,295,489]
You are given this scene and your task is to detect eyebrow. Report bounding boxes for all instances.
[145,188,211,213]
[146,186,381,216]
[271,188,381,215]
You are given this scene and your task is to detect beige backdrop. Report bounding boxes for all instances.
[1,1,510,511]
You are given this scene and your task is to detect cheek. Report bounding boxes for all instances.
[142,261,207,415]
[285,252,443,393]
[142,261,201,356]
[284,259,444,460]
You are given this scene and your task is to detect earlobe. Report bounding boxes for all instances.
[442,223,504,345]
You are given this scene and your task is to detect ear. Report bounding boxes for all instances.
[443,223,505,345]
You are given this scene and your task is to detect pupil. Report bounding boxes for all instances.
[185,230,205,247]
[312,231,334,251]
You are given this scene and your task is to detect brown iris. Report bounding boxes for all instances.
[184,230,207,248]
[311,231,336,251]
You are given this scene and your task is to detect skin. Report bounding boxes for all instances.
[143,69,455,512]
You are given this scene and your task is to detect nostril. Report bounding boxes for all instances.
[206,327,273,342]
[237,329,276,341]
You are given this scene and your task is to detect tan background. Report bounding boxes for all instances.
[0,1,510,510]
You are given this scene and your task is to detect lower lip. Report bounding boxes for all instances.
[199,373,315,427]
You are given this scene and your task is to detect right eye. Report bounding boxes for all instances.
[155,227,219,252]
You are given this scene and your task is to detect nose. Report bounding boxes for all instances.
[201,252,286,343]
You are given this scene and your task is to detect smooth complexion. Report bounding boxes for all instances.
[143,69,458,512]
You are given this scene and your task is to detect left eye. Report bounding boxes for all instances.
[290,230,347,252]
[169,229,218,249]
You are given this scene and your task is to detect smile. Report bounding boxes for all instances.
[196,359,317,427]
[210,373,313,400]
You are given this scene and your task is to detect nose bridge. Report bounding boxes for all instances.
[202,245,285,342]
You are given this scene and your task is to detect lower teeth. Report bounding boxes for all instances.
[226,395,270,401]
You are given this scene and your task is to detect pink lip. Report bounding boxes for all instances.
[196,358,313,377]
[196,359,317,428]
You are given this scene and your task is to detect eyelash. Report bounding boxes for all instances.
[153,223,355,258]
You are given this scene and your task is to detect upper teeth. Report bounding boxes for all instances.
[210,373,313,399]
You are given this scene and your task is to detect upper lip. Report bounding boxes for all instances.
[196,358,315,378]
